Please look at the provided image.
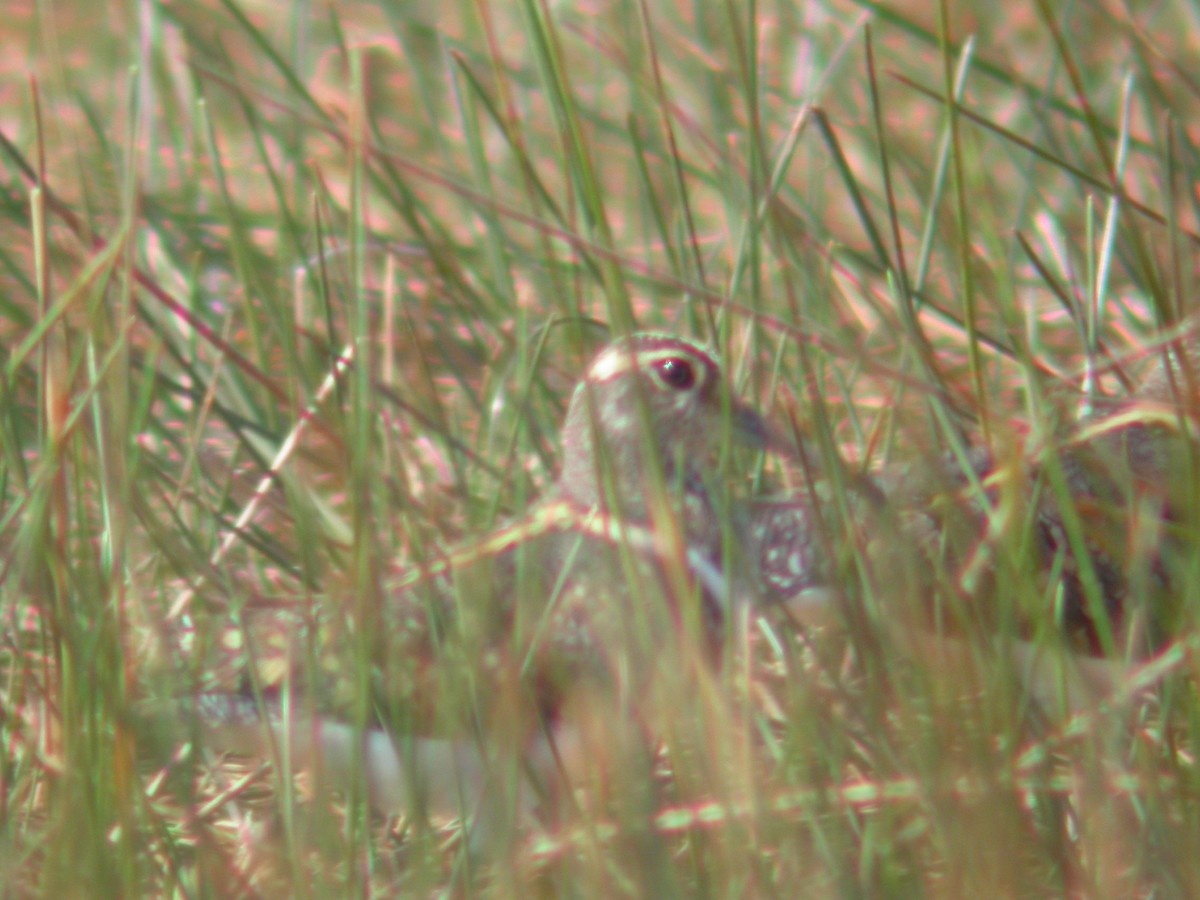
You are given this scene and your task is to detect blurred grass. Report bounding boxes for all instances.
[1,0,1200,895]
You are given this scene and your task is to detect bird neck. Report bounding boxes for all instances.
[557,376,718,531]
[558,439,713,523]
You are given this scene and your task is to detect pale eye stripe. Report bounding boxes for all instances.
[587,345,713,385]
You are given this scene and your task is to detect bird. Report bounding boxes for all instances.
[187,328,1199,833]
[185,332,780,836]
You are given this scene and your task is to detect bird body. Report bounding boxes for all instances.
[742,335,1200,709]
[191,333,774,829]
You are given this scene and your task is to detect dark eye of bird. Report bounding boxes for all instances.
[652,357,697,391]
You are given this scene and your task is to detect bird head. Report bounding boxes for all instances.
[557,333,772,515]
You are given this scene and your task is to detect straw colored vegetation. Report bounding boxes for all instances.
[1,0,1199,896]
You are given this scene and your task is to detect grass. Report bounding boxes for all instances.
[2,0,1200,895]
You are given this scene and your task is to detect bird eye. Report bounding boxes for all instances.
[652,357,697,391]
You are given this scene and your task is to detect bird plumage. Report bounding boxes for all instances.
[187,332,776,829]
[178,327,1200,835]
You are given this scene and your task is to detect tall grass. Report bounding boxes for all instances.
[1,0,1198,895]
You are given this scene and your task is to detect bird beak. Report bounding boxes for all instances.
[729,405,787,453]
[730,403,789,453]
